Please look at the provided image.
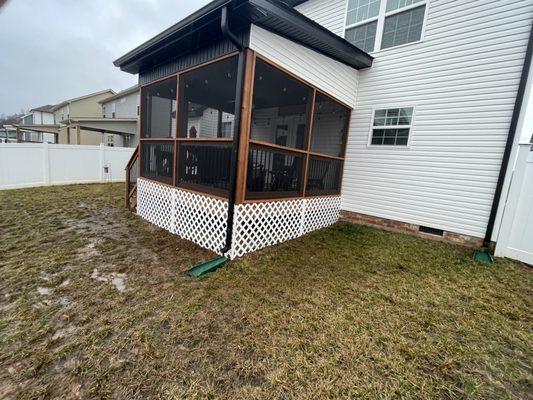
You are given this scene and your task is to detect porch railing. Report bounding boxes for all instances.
[125,144,139,209]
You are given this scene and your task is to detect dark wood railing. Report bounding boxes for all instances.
[125,144,139,209]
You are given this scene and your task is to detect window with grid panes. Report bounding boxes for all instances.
[370,107,413,146]
[344,0,427,52]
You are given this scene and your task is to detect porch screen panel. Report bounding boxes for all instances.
[250,59,312,150]
[140,141,174,185]
[141,76,177,138]
[305,156,342,196]
[176,141,232,196]
[310,93,350,157]
[246,144,304,199]
[178,56,238,139]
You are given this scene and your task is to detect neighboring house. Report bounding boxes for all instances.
[1,125,39,143]
[21,105,55,125]
[17,105,58,143]
[10,89,139,147]
[114,0,533,261]
[97,85,139,147]
[51,89,116,145]
[0,126,17,143]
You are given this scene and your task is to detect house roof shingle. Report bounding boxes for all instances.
[30,104,55,113]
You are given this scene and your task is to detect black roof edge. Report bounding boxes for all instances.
[113,0,232,68]
[280,0,307,7]
[250,0,373,68]
[114,0,373,73]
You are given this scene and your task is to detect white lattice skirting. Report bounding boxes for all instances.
[137,179,228,254]
[230,196,341,259]
[137,178,341,259]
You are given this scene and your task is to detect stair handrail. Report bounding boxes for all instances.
[125,144,140,208]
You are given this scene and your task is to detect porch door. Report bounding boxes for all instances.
[495,144,533,265]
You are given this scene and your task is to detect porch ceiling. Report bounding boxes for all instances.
[114,0,372,75]
[13,124,60,135]
[69,118,137,136]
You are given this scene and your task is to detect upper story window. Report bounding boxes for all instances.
[344,0,427,53]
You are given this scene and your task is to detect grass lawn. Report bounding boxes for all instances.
[0,183,531,399]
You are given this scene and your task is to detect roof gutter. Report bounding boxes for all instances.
[481,20,533,251]
[221,5,243,51]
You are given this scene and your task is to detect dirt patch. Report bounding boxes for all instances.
[77,238,102,261]
[0,379,17,400]
[52,325,76,341]
[36,287,52,296]
[91,268,126,292]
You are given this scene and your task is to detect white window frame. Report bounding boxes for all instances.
[107,134,115,147]
[343,0,429,54]
[367,105,416,149]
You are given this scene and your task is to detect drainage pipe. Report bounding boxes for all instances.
[481,20,533,252]
[220,5,246,255]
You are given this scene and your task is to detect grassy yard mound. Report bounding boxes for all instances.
[0,183,531,399]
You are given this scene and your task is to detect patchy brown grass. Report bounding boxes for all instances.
[0,183,531,399]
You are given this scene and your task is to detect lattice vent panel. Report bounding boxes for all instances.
[303,196,342,235]
[137,179,175,233]
[137,178,228,254]
[231,196,341,259]
[173,189,228,254]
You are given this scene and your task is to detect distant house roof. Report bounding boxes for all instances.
[98,85,139,104]
[30,104,55,113]
[50,89,116,112]
[114,0,373,74]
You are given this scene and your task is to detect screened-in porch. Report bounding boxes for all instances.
[139,52,350,202]
[116,0,372,259]
[133,50,352,258]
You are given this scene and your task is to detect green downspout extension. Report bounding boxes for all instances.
[187,256,228,278]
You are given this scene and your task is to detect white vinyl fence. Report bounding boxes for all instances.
[0,143,135,190]
[495,143,533,265]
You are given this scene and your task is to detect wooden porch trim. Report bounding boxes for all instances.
[235,49,256,204]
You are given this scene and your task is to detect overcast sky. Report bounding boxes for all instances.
[0,0,211,115]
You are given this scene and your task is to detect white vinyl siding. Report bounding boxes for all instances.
[292,0,531,239]
[341,0,533,238]
[295,0,347,36]
[249,24,358,108]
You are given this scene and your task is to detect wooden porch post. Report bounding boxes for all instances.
[16,126,21,143]
[76,125,81,145]
[234,49,256,204]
